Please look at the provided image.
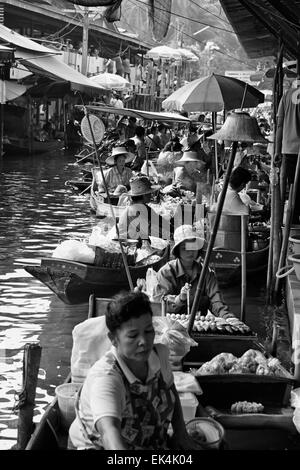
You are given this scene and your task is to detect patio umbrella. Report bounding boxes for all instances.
[176,48,198,62]
[89,72,132,91]
[145,46,182,61]
[162,73,265,112]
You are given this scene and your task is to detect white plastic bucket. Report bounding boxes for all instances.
[186,417,225,450]
[55,382,82,429]
[289,235,300,255]
[276,254,300,281]
[179,392,198,422]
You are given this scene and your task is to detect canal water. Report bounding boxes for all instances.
[0,150,268,450]
[0,150,96,449]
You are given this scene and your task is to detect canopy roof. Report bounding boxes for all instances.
[15,50,105,95]
[77,104,191,122]
[220,0,300,59]
[0,23,58,54]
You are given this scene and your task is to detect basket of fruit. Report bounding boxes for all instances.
[190,350,295,407]
[166,311,258,364]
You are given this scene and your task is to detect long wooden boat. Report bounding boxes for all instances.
[206,213,270,286]
[24,246,170,305]
[4,137,64,156]
[25,296,299,451]
[89,190,125,218]
[208,244,270,286]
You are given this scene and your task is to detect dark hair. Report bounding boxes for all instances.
[189,123,198,133]
[229,167,252,190]
[158,124,166,132]
[105,291,152,334]
[129,116,137,123]
[135,126,145,138]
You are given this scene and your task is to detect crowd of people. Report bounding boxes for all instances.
[64,104,276,451]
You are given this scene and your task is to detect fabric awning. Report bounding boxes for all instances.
[3,80,27,102]
[0,24,58,54]
[78,104,191,122]
[15,50,106,95]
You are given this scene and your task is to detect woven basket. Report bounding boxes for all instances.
[94,246,136,268]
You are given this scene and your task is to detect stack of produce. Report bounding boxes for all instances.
[165,312,254,336]
[194,350,286,377]
[231,401,264,413]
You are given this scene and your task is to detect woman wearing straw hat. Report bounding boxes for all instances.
[97,146,134,194]
[152,225,236,318]
[118,175,173,240]
[173,150,208,193]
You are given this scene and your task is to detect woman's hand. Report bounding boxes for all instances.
[179,283,191,301]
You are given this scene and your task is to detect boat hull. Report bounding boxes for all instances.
[208,245,269,286]
[24,247,169,304]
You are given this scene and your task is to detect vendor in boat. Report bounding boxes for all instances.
[68,291,200,450]
[152,225,236,318]
[216,166,252,215]
[97,146,134,194]
[118,175,173,240]
[172,150,208,193]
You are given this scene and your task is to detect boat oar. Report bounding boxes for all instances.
[79,184,92,196]
[84,110,134,291]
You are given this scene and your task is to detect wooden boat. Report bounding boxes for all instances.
[206,213,270,286]
[89,189,125,218]
[24,245,170,305]
[4,137,64,156]
[65,179,92,193]
[25,295,299,451]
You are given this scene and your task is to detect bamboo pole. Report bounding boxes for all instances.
[15,343,42,450]
[187,141,238,335]
[240,214,247,322]
[85,110,134,291]
[266,41,284,302]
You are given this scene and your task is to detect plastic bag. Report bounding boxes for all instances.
[153,316,197,358]
[52,240,95,264]
[291,388,300,408]
[173,371,203,395]
[71,316,111,383]
[145,268,158,301]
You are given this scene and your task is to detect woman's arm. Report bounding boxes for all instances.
[95,416,128,450]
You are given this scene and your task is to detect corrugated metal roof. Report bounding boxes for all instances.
[220,0,300,59]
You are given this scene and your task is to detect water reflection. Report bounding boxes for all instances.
[0,153,95,448]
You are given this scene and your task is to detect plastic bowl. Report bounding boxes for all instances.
[186,417,225,449]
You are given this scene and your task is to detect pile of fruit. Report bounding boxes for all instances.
[165,312,254,336]
[231,401,264,413]
[194,350,286,377]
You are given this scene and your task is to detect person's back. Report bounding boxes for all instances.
[218,166,251,215]
[277,86,300,154]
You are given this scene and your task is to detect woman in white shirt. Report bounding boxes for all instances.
[69,291,200,450]
[218,166,252,215]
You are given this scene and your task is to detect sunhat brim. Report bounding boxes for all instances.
[127,184,160,196]
[106,152,135,166]
[174,157,206,167]
[171,235,205,256]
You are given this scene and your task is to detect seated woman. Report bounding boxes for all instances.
[118,175,173,240]
[217,166,252,215]
[97,146,134,194]
[153,225,236,318]
[157,136,183,180]
[69,291,199,450]
[173,150,207,193]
